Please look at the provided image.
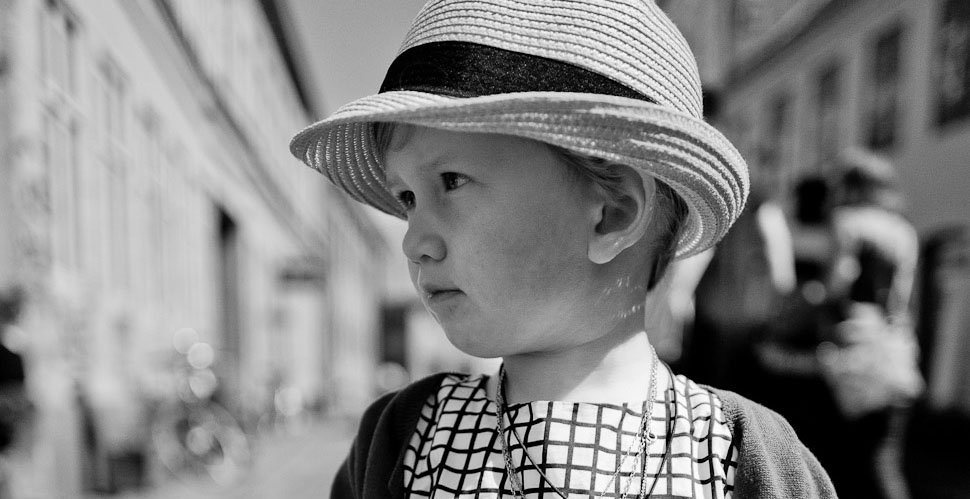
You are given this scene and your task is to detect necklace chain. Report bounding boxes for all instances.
[494,345,660,499]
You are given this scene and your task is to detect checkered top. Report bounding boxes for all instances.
[403,366,737,498]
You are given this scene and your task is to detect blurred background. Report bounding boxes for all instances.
[0,0,967,498]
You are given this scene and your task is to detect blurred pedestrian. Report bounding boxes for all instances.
[827,148,917,321]
[816,148,922,499]
[752,150,922,499]
[0,287,31,499]
[288,1,835,497]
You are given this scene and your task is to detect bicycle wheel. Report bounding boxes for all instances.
[151,400,252,485]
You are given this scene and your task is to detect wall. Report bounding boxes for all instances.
[717,0,970,234]
[0,0,387,495]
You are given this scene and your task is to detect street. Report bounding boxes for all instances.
[86,418,356,499]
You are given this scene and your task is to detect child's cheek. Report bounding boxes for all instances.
[471,210,579,300]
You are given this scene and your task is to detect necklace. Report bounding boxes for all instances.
[494,345,660,498]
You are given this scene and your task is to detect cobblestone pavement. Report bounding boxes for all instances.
[86,417,357,499]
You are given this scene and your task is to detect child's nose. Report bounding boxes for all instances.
[402,211,446,264]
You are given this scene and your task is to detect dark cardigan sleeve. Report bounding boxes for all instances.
[711,388,838,498]
[330,373,452,499]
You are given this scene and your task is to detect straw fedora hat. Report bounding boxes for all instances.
[290,0,749,258]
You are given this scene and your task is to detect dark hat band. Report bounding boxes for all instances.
[379,41,655,103]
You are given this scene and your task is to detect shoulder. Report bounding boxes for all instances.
[356,372,460,438]
[336,372,464,498]
[353,372,489,448]
[356,372,486,436]
[706,387,838,498]
[710,388,804,448]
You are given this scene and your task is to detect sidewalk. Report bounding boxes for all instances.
[87,417,357,499]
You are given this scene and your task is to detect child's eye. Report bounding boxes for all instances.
[396,190,415,210]
[441,172,469,191]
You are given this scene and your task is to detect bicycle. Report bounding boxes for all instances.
[149,329,253,486]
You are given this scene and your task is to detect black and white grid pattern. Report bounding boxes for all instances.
[403,367,737,498]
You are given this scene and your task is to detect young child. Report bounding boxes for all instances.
[290,1,836,497]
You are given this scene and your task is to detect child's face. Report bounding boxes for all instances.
[384,126,605,358]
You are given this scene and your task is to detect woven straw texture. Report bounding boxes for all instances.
[399,0,702,117]
[289,0,749,258]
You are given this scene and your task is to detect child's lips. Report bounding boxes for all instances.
[424,288,464,306]
[426,289,462,300]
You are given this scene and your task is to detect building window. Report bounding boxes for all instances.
[764,93,792,167]
[730,0,802,56]
[148,119,165,308]
[161,144,187,313]
[42,115,79,269]
[936,0,970,126]
[95,59,130,292]
[760,92,793,191]
[132,109,163,306]
[40,0,77,97]
[816,61,843,167]
[865,24,904,149]
[40,0,81,270]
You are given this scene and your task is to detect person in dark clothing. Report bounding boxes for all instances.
[0,286,30,499]
[753,151,920,499]
[820,149,920,499]
[0,287,27,450]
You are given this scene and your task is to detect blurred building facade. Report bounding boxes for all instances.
[667,0,970,233]
[0,0,387,496]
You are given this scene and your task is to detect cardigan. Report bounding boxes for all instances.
[330,373,837,498]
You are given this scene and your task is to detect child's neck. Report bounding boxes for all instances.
[495,327,659,404]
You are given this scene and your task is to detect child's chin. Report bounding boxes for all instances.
[441,326,506,359]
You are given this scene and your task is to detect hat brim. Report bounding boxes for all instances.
[290,91,748,259]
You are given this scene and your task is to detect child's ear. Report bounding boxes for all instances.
[588,167,655,264]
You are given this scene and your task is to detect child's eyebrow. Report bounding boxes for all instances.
[410,155,452,175]
[385,155,450,187]
[418,156,450,173]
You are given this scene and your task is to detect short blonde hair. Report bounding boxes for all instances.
[547,146,687,290]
